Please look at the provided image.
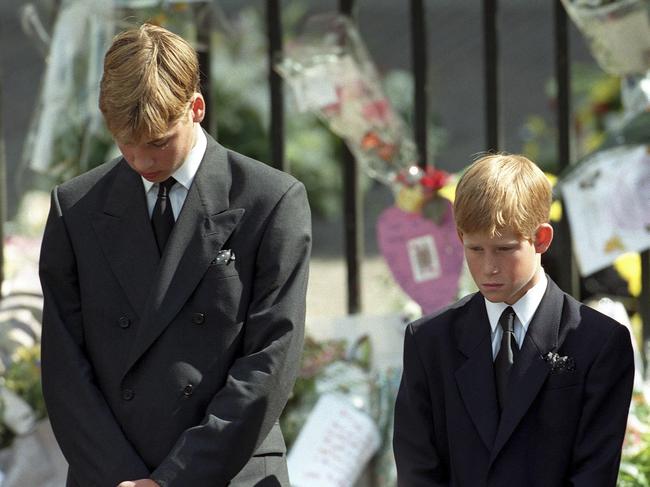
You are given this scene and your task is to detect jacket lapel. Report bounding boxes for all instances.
[124,136,245,374]
[91,161,160,319]
[454,293,500,452]
[489,277,565,464]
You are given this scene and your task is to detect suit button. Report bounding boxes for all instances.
[118,316,131,329]
[183,384,194,396]
[191,313,205,325]
[122,389,134,401]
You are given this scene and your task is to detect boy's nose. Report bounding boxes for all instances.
[484,259,499,274]
[131,152,155,171]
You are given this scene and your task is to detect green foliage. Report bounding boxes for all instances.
[4,345,46,421]
[0,344,45,448]
[618,389,650,486]
[520,65,621,173]
[382,69,447,165]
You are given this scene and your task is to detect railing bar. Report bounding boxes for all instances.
[483,0,499,151]
[553,0,580,299]
[267,0,286,171]
[339,0,362,314]
[411,0,428,168]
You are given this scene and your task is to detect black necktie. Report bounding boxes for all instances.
[151,177,176,254]
[495,306,518,412]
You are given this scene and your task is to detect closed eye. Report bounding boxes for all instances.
[150,139,169,148]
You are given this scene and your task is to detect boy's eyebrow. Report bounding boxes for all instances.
[148,136,169,144]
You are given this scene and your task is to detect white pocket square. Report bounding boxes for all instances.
[211,249,236,266]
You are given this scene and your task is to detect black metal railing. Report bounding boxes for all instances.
[338,0,364,314]
[2,0,648,372]
[411,0,429,170]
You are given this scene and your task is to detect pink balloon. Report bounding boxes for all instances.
[377,201,464,314]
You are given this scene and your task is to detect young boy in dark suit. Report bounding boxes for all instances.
[393,153,634,487]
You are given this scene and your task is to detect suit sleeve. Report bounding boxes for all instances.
[568,323,635,487]
[39,188,151,486]
[151,181,311,486]
[393,324,449,487]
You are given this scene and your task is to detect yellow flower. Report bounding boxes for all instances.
[614,253,641,297]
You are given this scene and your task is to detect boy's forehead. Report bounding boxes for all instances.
[115,123,177,146]
[461,228,524,244]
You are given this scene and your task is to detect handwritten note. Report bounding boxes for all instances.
[561,145,650,276]
[288,394,381,487]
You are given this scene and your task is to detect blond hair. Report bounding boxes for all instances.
[99,23,200,144]
[453,153,552,239]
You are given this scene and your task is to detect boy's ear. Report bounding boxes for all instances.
[534,223,553,254]
[190,93,206,123]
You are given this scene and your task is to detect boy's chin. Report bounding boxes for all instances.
[480,287,517,305]
[483,294,507,304]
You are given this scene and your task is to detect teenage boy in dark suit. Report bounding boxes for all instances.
[39,24,311,487]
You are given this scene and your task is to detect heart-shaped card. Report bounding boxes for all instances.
[377,199,464,314]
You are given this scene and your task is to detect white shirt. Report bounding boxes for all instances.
[485,272,548,360]
[142,124,207,219]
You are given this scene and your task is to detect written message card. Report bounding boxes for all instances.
[288,394,381,487]
[561,145,650,276]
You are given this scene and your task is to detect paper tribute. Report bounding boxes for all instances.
[561,0,650,75]
[377,201,464,314]
[407,234,442,283]
[560,145,650,276]
[288,393,381,487]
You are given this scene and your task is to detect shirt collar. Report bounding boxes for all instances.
[142,124,207,193]
[484,271,548,334]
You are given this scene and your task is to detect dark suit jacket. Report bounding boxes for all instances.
[39,133,311,487]
[393,278,634,487]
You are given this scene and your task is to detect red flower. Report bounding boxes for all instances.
[420,167,450,191]
[361,131,382,150]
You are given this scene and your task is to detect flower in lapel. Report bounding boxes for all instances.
[211,249,236,265]
[543,351,576,373]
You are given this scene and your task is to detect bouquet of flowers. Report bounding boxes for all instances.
[277,13,418,184]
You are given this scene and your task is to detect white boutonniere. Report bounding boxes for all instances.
[543,351,576,372]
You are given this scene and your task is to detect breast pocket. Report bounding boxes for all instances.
[203,262,240,281]
[537,379,583,433]
[192,263,246,326]
[543,372,582,391]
